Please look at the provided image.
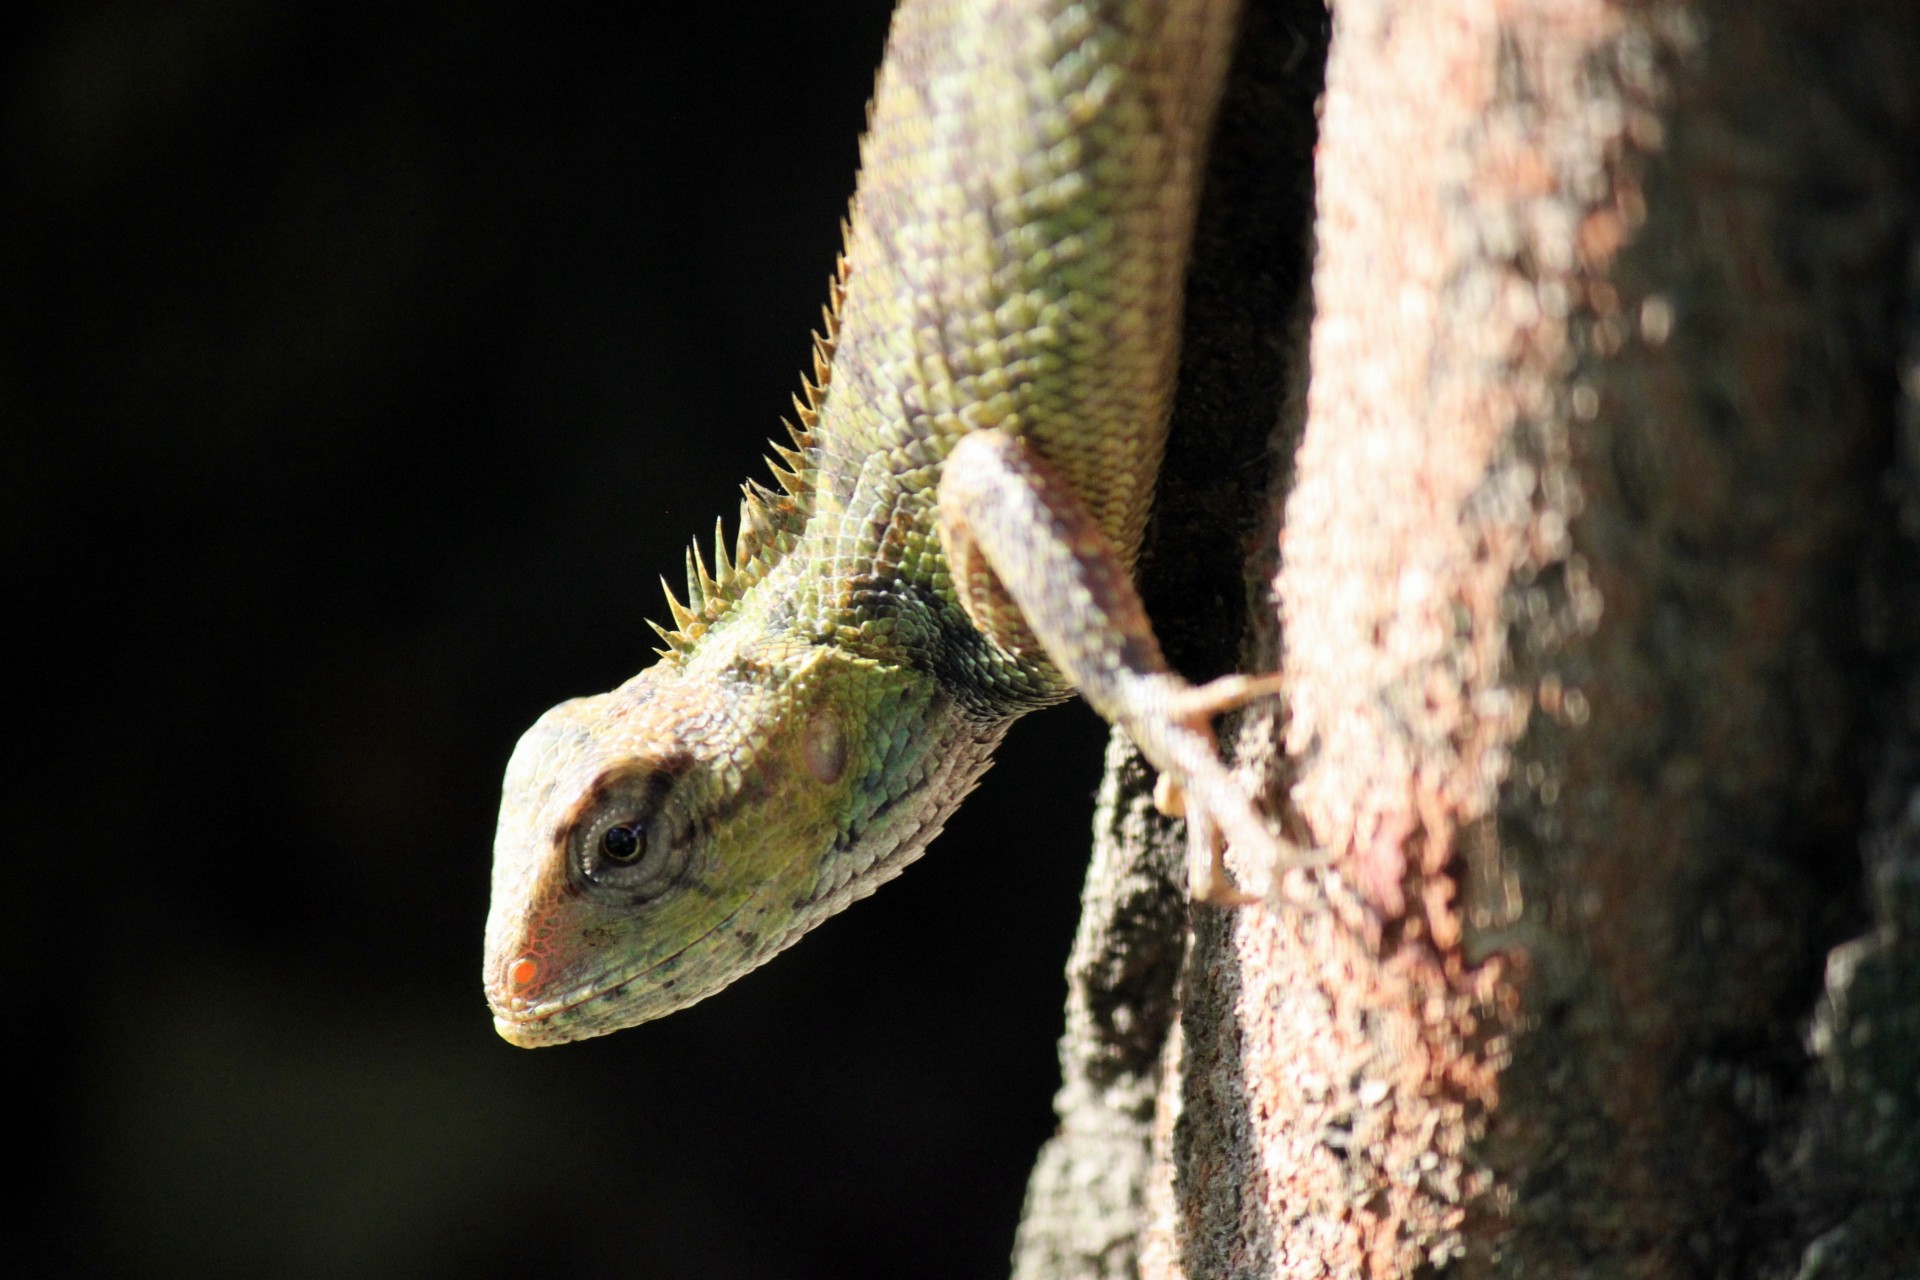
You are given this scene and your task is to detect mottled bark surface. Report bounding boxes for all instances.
[1018,1,1920,1276]
[1013,733,1189,1280]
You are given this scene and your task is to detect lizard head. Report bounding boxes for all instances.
[483,638,997,1046]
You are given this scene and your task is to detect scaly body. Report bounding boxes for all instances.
[486,0,1284,1047]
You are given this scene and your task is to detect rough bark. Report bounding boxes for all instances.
[1013,733,1190,1280]
[1017,1,1920,1276]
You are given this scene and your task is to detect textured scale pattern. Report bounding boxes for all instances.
[807,0,1229,627]
[485,0,1240,1046]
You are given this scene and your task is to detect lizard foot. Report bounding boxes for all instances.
[935,429,1322,899]
[1150,772,1252,904]
[1149,672,1323,904]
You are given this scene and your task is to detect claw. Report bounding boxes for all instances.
[1153,771,1186,818]
[1186,806,1262,906]
[1155,757,1265,903]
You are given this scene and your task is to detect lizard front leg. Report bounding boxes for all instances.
[937,427,1310,903]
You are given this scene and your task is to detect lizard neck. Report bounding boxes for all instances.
[701,512,1071,721]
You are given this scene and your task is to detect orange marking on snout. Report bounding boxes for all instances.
[508,956,539,987]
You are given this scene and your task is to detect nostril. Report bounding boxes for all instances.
[508,955,540,988]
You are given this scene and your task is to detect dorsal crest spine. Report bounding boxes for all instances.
[649,245,853,659]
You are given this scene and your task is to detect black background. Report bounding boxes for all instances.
[8,3,1107,1275]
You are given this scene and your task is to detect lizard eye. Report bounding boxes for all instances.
[579,812,678,900]
[570,766,692,902]
[602,822,645,863]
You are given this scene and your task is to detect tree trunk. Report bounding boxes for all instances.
[1016,2,1920,1276]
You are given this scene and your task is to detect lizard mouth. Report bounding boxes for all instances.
[490,975,674,1047]
[488,904,748,1047]
[492,990,627,1048]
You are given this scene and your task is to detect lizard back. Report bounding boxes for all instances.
[744,0,1240,654]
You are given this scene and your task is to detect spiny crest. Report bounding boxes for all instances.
[648,247,854,660]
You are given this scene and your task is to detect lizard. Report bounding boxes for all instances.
[484,0,1304,1048]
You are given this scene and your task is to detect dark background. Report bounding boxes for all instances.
[8,2,1107,1275]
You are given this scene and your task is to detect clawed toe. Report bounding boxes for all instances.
[1153,771,1186,818]
[1163,761,1333,905]
[1185,808,1262,906]
[1164,672,1285,728]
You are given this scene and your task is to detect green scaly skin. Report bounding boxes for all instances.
[486,0,1250,1047]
